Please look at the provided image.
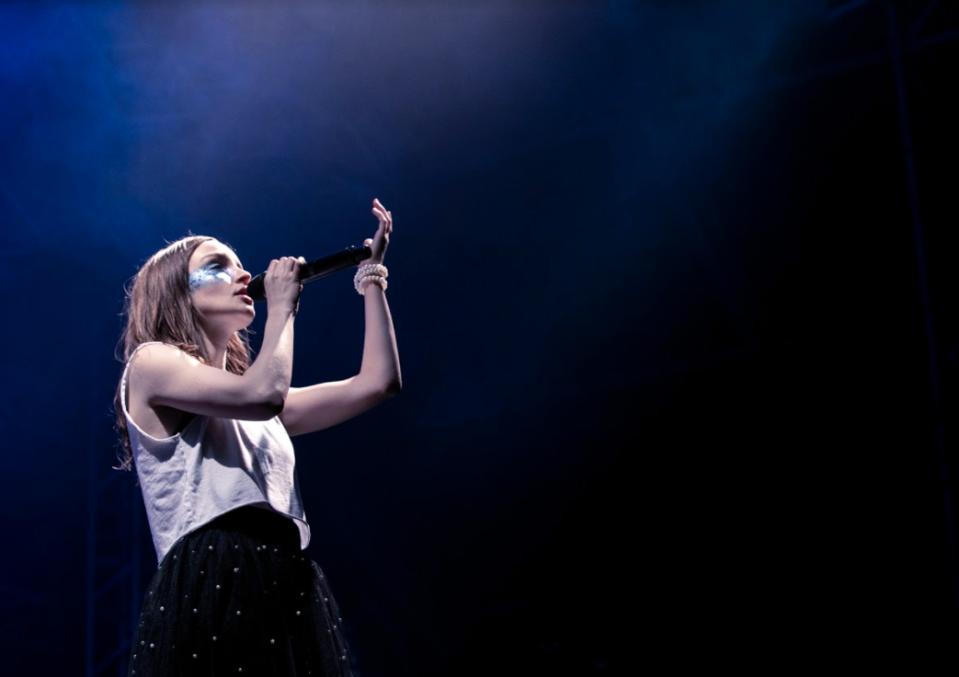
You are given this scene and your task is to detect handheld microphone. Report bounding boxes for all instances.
[246,244,372,302]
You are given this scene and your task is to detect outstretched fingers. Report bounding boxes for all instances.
[372,198,392,231]
[366,198,393,263]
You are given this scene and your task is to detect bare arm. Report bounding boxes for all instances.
[280,198,402,437]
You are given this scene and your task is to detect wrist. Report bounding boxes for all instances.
[358,275,387,295]
[266,300,298,317]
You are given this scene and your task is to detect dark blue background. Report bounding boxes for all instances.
[2,0,959,674]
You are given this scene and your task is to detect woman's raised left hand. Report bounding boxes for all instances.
[364,198,392,265]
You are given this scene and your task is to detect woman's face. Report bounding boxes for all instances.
[187,239,255,332]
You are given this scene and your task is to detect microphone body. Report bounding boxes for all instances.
[247,245,372,302]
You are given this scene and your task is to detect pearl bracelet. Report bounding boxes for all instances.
[356,275,387,295]
[353,263,390,296]
[356,263,388,279]
[354,264,389,295]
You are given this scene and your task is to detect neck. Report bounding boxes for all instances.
[197,329,231,370]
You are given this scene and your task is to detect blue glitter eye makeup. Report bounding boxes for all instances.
[189,262,235,291]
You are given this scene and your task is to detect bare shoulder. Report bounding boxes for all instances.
[126,343,197,437]
[128,343,201,383]
[131,343,196,366]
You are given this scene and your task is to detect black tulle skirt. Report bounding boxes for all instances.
[127,506,355,677]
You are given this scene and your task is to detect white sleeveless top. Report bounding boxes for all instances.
[121,342,310,562]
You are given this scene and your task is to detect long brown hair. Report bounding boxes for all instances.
[113,235,251,470]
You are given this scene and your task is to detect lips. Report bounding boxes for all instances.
[236,286,254,305]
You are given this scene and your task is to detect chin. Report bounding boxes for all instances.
[233,309,255,331]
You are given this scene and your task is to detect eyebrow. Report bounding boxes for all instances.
[200,252,244,270]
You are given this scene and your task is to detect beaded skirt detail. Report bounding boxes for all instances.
[127,507,355,677]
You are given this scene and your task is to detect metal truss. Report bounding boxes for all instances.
[86,356,144,677]
[781,0,959,634]
[885,0,959,630]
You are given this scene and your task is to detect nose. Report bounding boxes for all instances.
[235,268,252,285]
